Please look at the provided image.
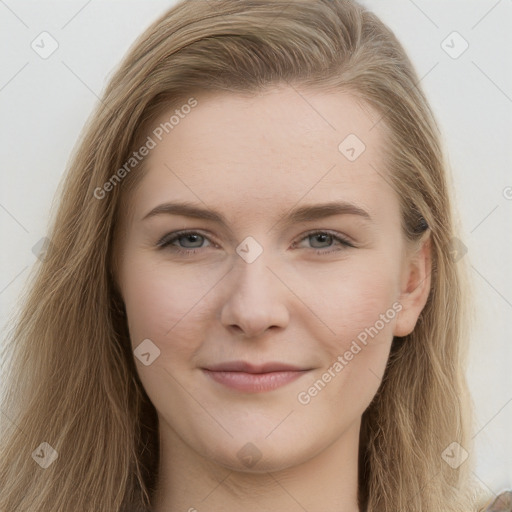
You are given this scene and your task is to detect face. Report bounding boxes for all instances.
[115,85,429,473]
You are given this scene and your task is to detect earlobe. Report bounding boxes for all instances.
[393,235,432,338]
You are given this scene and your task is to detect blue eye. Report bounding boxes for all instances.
[156,230,354,256]
[295,231,354,254]
[157,231,211,255]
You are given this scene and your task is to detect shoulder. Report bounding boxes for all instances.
[480,490,512,512]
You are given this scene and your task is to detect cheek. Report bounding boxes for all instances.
[120,257,214,361]
[312,256,400,349]
[300,258,400,408]
[294,265,398,417]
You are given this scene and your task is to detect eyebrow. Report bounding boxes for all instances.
[141,200,372,228]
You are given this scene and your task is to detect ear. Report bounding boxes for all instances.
[393,235,432,337]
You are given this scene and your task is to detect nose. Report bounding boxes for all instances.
[219,251,290,338]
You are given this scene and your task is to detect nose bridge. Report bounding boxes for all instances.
[219,236,289,336]
[235,243,273,292]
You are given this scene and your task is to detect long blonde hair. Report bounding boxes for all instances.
[0,0,491,510]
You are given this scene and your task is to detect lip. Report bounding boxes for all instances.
[201,361,311,393]
[204,360,306,373]
[202,369,309,393]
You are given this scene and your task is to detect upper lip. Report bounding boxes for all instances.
[203,361,307,373]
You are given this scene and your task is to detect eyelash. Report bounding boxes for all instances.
[156,229,355,256]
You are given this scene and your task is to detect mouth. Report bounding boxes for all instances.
[201,361,311,393]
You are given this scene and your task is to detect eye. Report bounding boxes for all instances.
[156,229,354,256]
[156,230,213,255]
[292,230,355,255]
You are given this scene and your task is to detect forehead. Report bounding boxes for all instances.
[127,85,398,227]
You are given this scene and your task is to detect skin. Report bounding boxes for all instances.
[114,84,431,512]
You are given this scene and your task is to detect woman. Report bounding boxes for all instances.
[0,0,509,510]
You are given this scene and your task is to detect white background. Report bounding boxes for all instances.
[1,0,511,498]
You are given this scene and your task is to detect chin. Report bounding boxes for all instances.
[211,445,303,474]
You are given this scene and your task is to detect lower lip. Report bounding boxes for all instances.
[202,369,309,393]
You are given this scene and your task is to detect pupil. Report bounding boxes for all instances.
[184,234,201,247]
[313,234,330,247]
